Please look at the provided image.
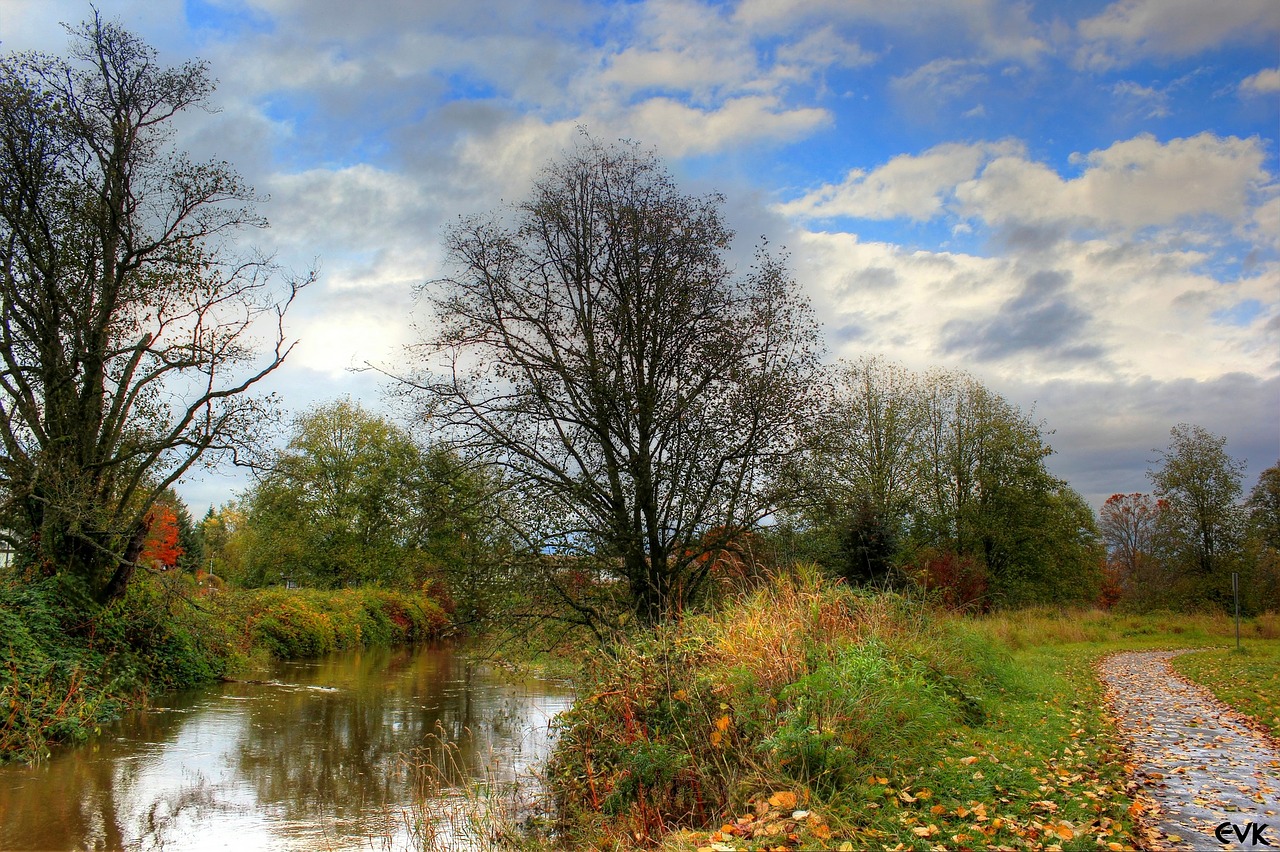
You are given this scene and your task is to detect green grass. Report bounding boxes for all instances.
[544,569,1144,850]
[1171,644,1280,738]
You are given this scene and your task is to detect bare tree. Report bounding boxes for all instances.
[400,137,819,627]
[0,15,308,602]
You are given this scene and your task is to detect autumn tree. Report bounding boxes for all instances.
[138,502,182,570]
[1099,493,1161,577]
[0,15,307,603]
[1097,492,1170,607]
[401,137,819,627]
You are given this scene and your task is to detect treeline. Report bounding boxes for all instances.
[779,357,1098,609]
[1098,425,1278,614]
[201,399,509,622]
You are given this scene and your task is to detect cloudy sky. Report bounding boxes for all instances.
[2,0,1277,513]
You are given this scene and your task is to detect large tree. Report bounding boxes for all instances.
[786,361,1100,605]
[0,16,307,602]
[1148,424,1245,581]
[402,137,819,626]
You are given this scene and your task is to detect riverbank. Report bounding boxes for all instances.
[541,570,1280,850]
[0,571,451,763]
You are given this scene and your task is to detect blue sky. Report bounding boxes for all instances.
[2,0,1277,512]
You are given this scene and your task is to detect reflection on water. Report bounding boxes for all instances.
[0,644,573,850]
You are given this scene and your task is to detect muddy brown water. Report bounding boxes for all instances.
[0,644,574,850]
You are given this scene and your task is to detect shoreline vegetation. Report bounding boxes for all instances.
[507,570,1277,851]
[3,563,1276,851]
[0,571,450,764]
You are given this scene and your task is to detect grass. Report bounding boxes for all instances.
[1170,644,1280,738]
[542,572,1280,850]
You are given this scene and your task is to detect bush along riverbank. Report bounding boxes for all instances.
[545,566,1142,850]
[0,571,450,764]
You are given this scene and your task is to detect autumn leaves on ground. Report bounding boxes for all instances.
[536,574,1280,851]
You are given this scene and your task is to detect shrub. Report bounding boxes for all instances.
[546,566,1016,844]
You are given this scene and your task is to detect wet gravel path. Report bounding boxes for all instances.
[1098,650,1280,850]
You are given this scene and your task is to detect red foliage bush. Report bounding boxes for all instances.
[910,548,990,611]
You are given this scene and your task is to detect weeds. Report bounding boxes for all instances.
[547,566,1028,848]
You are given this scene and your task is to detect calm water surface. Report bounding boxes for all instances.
[0,644,574,850]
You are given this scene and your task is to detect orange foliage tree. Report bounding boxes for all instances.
[139,504,184,569]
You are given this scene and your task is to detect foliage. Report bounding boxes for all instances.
[231,587,448,660]
[236,399,506,607]
[402,135,820,627]
[1148,424,1246,600]
[0,14,307,604]
[139,503,183,570]
[1247,461,1280,552]
[547,567,1020,844]
[0,570,449,764]
[786,359,1102,607]
[544,570,1173,850]
[0,572,224,762]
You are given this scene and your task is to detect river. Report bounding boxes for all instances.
[0,644,575,850]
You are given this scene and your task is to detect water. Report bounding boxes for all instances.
[0,644,574,850]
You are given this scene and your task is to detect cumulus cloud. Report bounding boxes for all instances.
[1076,0,1280,69]
[781,133,1272,238]
[619,96,830,157]
[779,141,1022,221]
[1240,67,1280,96]
[957,133,1270,233]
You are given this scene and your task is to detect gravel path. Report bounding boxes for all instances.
[1098,650,1280,850]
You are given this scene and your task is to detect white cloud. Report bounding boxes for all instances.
[960,133,1269,232]
[1240,67,1280,96]
[619,96,831,157]
[780,134,1273,235]
[735,0,1048,63]
[1077,0,1280,69]
[796,228,1278,388]
[891,57,989,103]
[779,141,1022,221]
[1110,81,1171,119]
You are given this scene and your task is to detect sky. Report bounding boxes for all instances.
[2,0,1277,515]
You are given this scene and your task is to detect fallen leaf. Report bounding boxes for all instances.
[768,791,797,810]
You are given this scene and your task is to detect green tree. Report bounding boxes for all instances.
[245,400,423,588]
[1148,424,1245,606]
[0,15,306,603]
[784,357,922,585]
[1243,461,1280,613]
[1246,462,1280,552]
[241,400,504,600]
[403,137,819,628]
[785,361,1099,605]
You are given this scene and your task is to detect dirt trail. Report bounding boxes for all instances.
[1098,650,1280,850]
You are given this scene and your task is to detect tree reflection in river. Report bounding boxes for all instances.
[0,644,573,851]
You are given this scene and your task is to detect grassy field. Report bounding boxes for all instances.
[1171,644,1280,739]
[535,575,1279,851]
